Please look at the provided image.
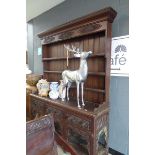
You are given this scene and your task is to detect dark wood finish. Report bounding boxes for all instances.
[26,114,58,155]
[27,114,78,155]
[38,7,116,45]
[26,85,38,120]
[30,94,109,155]
[31,7,117,155]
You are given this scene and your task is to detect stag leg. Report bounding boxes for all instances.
[76,82,80,108]
[67,82,71,101]
[81,82,85,106]
[61,85,66,101]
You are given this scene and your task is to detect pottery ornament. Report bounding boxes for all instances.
[36,79,50,97]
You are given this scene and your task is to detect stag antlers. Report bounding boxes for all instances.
[64,44,82,55]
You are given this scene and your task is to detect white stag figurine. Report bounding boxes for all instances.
[62,44,92,108]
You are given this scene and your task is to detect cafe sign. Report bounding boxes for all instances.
[111,35,129,76]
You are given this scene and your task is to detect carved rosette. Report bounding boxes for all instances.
[68,115,90,131]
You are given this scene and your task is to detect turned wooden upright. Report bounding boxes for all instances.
[30,7,117,155]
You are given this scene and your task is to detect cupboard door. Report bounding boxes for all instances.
[96,113,109,155]
[67,128,91,155]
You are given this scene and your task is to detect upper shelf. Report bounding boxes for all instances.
[42,53,105,61]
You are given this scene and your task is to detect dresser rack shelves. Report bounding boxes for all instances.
[30,7,117,155]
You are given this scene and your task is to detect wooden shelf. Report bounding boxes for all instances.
[42,53,105,61]
[70,86,105,93]
[44,70,61,74]
[44,70,105,76]
[88,72,105,76]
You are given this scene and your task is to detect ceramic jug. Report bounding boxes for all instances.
[49,82,59,99]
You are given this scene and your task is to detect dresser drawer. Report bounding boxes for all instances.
[67,115,91,131]
[46,106,64,120]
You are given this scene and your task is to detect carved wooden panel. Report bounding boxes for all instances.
[26,114,58,155]
[31,98,45,118]
[68,115,90,131]
[96,113,108,132]
[58,31,74,40]
[30,94,110,155]
[96,127,108,155]
[68,128,90,155]
[46,106,64,120]
[95,112,108,155]
[27,115,53,136]
[78,23,102,34]
[46,107,64,135]
[40,21,106,45]
[42,35,55,44]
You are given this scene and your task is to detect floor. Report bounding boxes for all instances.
[57,145,71,155]
[57,145,112,155]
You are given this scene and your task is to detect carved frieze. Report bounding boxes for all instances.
[58,31,73,40]
[26,116,53,136]
[78,23,102,34]
[41,35,55,44]
[40,21,104,45]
